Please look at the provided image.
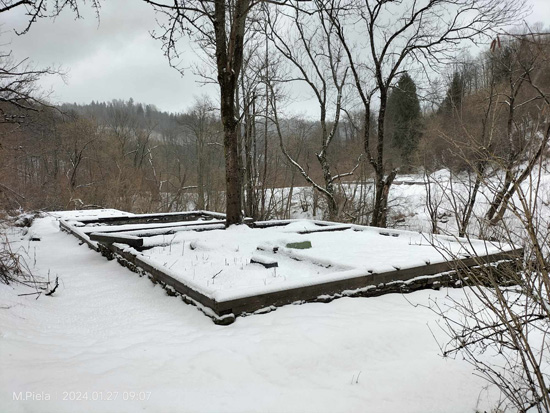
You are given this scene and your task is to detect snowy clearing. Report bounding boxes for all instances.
[0,215,504,412]
[58,210,516,303]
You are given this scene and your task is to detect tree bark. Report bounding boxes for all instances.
[370,89,394,228]
[220,87,243,225]
[213,0,249,226]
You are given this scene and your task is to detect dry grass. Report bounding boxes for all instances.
[0,237,32,285]
[0,213,35,286]
[1,213,59,299]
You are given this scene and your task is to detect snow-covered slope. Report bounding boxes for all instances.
[0,216,503,412]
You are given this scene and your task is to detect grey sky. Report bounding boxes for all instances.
[3,0,217,113]
[2,0,550,115]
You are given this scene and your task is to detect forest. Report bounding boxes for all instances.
[1,31,549,233]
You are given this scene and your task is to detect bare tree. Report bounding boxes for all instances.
[430,138,550,412]
[427,32,550,412]
[484,33,550,225]
[0,0,101,125]
[322,0,526,227]
[0,51,58,125]
[437,66,499,237]
[3,0,259,224]
[141,0,255,225]
[0,0,101,35]
[266,3,360,220]
[237,33,264,219]
[58,114,99,191]
[181,95,218,210]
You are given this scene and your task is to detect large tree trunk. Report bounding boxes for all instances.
[317,152,338,220]
[217,56,243,225]
[221,97,243,226]
[371,169,396,228]
[213,0,248,226]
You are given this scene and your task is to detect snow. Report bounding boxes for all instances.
[0,215,503,412]
[2,162,547,412]
[249,254,278,266]
[77,219,225,234]
[63,215,512,303]
[280,219,322,232]
[51,208,134,222]
[89,232,142,242]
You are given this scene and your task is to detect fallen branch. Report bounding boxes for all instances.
[45,276,59,296]
[17,291,41,299]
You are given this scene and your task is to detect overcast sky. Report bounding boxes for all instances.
[3,0,550,115]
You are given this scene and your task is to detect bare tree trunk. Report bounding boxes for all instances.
[222,116,242,225]
[213,0,248,226]
[197,138,205,210]
[219,69,243,224]
[486,78,518,222]
[460,166,484,237]
[260,113,268,220]
[243,90,257,219]
[370,90,396,227]
[490,123,550,224]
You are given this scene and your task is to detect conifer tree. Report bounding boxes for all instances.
[386,73,422,169]
[441,71,464,113]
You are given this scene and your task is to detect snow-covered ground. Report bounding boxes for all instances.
[60,211,512,303]
[0,214,505,412]
[137,221,507,301]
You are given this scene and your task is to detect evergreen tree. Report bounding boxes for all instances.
[441,71,464,113]
[386,73,422,169]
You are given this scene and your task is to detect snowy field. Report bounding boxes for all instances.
[137,221,508,301]
[0,214,506,412]
[60,210,511,304]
